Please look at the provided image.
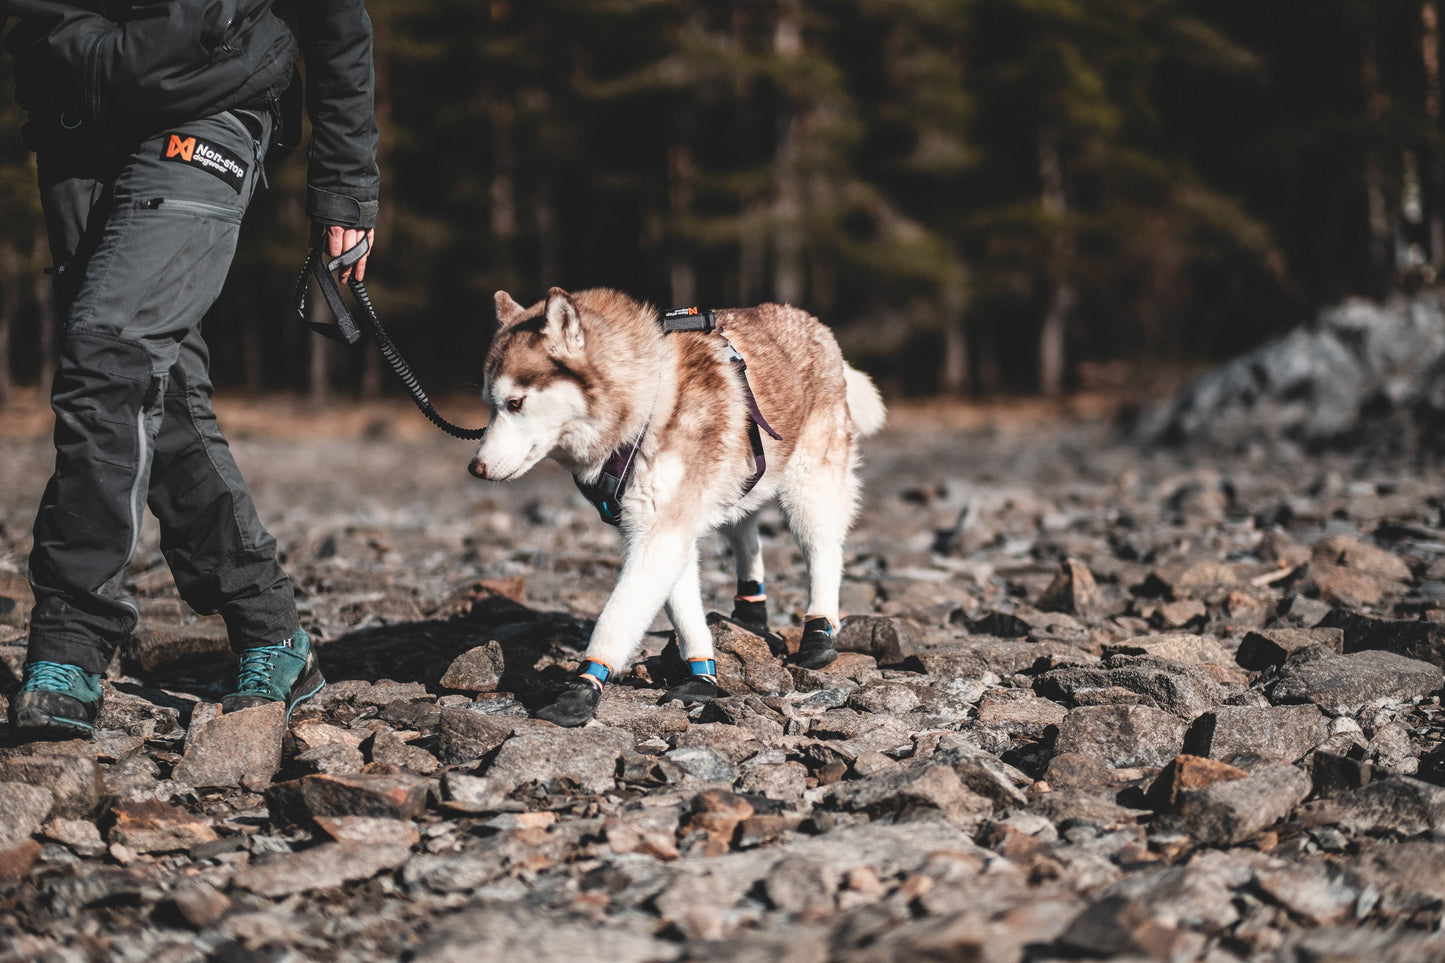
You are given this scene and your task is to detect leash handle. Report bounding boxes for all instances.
[293,241,488,441]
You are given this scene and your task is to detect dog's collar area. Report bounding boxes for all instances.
[573,306,782,528]
[574,421,648,527]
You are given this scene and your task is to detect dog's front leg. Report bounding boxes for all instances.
[658,545,723,704]
[533,527,694,727]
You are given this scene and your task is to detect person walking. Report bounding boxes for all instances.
[0,0,379,738]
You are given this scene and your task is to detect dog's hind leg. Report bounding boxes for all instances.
[779,445,858,670]
[724,512,769,632]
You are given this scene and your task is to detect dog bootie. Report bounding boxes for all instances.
[793,616,839,669]
[730,580,769,633]
[534,661,607,727]
[661,657,722,705]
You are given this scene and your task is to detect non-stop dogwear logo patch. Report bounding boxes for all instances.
[159,133,247,192]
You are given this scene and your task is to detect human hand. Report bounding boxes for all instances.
[326,225,375,282]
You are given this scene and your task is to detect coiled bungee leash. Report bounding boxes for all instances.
[294,236,487,440]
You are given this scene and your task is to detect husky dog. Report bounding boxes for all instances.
[468,287,886,727]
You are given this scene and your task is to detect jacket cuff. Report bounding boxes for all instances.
[306,187,378,229]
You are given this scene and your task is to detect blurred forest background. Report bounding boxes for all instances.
[2,0,1444,407]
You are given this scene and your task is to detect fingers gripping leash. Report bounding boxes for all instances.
[294,236,487,440]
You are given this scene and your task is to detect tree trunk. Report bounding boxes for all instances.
[668,144,697,307]
[1363,23,1393,294]
[772,1,805,307]
[1424,2,1444,265]
[1038,127,1073,398]
[939,267,969,395]
[0,255,15,408]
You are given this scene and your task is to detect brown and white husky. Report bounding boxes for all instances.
[468,287,886,726]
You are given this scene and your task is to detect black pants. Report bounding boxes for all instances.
[27,109,298,675]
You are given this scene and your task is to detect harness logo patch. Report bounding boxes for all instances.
[159,133,247,192]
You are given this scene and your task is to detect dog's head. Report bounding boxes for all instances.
[468,287,597,481]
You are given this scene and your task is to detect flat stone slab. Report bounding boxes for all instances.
[1271,650,1443,712]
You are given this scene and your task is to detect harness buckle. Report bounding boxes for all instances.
[661,306,716,333]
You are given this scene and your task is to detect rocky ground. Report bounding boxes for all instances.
[4,394,1445,962]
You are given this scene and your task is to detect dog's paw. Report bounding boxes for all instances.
[656,637,690,686]
[791,617,838,670]
[533,677,602,727]
[730,598,769,634]
[660,676,722,706]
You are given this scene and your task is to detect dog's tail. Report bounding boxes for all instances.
[844,363,887,438]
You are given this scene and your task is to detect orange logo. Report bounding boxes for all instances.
[166,135,196,162]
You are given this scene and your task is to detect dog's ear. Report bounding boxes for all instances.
[494,291,526,328]
[544,287,584,354]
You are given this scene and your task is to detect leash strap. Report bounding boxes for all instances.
[294,238,488,440]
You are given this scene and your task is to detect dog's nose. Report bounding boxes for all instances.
[468,458,487,480]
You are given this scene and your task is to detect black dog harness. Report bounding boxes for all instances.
[574,307,782,526]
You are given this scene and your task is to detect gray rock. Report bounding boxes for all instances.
[439,640,506,692]
[1271,650,1443,712]
[0,755,103,818]
[294,742,366,775]
[484,724,633,793]
[664,746,738,786]
[1174,756,1312,846]
[410,904,680,963]
[1036,654,1231,720]
[914,637,1083,680]
[1036,557,1104,616]
[437,704,524,764]
[1299,776,1445,837]
[108,798,219,854]
[173,701,285,790]
[836,615,921,665]
[1102,633,1236,667]
[1054,704,1188,768]
[1186,704,1331,763]
[232,841,411,898]
[1321,609,1445,669]
[266,770,432,824]
[0,782,54,848]
[825,763,994,827]
[1235,628,1345,670]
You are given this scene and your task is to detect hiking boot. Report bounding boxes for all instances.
[222,628,325,721]
[792,616,839,670]
[10,661,103,739]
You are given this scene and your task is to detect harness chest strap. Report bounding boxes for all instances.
[574,307,781,526]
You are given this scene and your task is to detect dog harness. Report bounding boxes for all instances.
[574,307,782,526]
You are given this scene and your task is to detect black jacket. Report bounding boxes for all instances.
[1,0,378,227]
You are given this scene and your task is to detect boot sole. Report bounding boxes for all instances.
[12,710,96,740]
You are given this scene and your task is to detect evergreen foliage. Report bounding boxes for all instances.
[1,0,1442,399]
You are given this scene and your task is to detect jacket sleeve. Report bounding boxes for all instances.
[293,0,380,229]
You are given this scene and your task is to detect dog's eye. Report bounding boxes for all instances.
[506,397,524,413]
